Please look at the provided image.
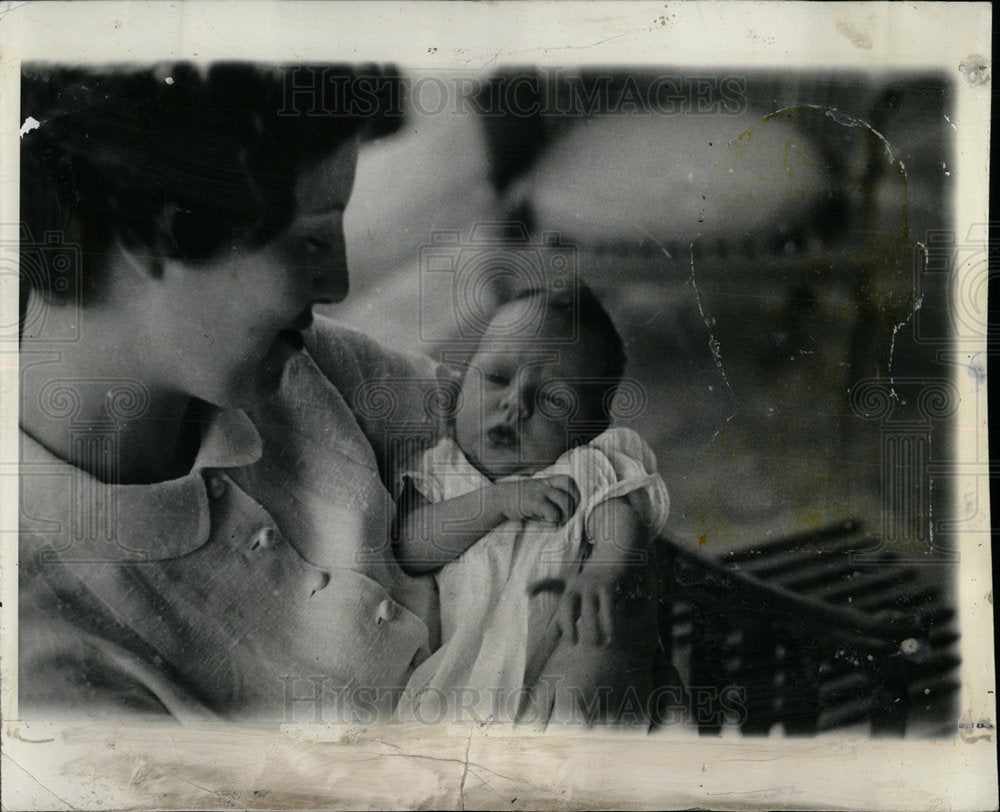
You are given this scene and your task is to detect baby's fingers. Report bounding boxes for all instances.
[546,475,581,508]
[529,497,562,525]
[543,487,577,525]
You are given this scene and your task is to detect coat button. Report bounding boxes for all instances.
[251,526,278,550]
[309,571,331,596]
[205,474,227,500]
[376,599,399,624]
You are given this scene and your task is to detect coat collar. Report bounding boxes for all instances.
[20,407,262,562]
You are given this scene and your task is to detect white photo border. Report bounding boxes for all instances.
[0,2,993,810]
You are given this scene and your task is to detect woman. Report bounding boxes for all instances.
[18,63,443,722]
[18,62,665,725]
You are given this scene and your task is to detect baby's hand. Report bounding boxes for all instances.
[497,475,580,526]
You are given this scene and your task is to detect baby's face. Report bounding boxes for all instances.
[454,300,600,479]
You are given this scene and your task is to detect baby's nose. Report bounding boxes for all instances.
[499,386,532,420]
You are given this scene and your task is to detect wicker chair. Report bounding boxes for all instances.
[655,520,959,736]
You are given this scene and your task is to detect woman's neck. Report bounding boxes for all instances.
[19,297,204,485]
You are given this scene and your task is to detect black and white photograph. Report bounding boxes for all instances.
[1,2,994,810]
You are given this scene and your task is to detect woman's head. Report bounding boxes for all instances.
[454,281,626,478]
[21,63,401,305]
[20,63,403,406]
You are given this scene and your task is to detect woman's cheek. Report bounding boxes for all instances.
[217,319,281,393]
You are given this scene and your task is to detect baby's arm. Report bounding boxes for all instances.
[394,475,580,574]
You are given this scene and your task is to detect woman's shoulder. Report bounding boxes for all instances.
[303,316,457,424]
[304,316,437,383]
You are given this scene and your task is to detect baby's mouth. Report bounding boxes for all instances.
[486,425,519,448]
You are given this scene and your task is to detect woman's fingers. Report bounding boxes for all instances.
[526,577,566,598]
[558,590,580,645]
[577,591,602,647]
[597,584,614,647]
[554,582,616,648]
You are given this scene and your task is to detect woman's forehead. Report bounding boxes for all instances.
[294,137,359,214]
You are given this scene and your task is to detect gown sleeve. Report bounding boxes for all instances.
[397,438,490,504]
[571,427,671,540]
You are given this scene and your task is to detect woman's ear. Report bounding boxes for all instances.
[115,204,184,280]
[115,235,164,281]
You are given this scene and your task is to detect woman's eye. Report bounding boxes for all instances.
[302,235,329,254]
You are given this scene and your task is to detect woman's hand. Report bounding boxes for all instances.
[526,496,652,646]
[521,561,661,727]
[527,563,629,648]
[496,475,580,526]
[554,565,621,647]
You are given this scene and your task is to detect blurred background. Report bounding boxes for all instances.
[328,67,955,560]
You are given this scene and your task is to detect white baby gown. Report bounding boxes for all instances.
[395,427,670,723]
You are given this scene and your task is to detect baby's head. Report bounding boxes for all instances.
[454,282,625,479]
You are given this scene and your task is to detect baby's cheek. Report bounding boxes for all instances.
[535,417,574,456]
[453,397,480,450]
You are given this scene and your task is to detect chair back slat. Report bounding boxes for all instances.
[658,520,959,735]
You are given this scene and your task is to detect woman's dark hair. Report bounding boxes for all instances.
[20,62,404,309]
[508,280,627,437]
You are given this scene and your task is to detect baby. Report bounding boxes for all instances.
[394,283,670,724]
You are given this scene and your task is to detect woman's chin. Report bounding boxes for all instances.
[254,362,290,398]
[261,332,304,382]
[212,340,300,409]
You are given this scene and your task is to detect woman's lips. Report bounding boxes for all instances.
[276,311,313,353]
[278,328,305,352]
[290,311,314,331]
